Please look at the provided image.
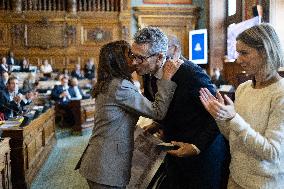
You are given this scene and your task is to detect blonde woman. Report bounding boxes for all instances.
[200,23,284,189]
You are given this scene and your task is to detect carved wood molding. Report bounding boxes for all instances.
[87,28,112,42]
[11,24,25,46]
[25,23,65,49]
[0,7,131,70]
[0,25,8,46]
[133,6,199,27]
[81,25,114,45]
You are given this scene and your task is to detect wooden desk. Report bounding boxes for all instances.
[1,108,56,189]
[0,138,12,189]
[69,99,95,134]
[57,99,95,134]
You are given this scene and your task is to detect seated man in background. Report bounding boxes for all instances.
[51,75,71,105]
[71,63,84,80]
[84,58,96,80]
[6,50,18,71]
[0,77,33,119]
[51,75,74,126]
[0,71,9,90]
[68,77,90,100]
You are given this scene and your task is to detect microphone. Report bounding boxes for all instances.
[1,103,23,118]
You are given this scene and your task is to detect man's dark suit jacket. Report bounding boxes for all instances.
[51,85,70,105]
[0,89,23,119]
[84,64,96,80]
[68,86,90,99]
[142,74,156,102]
[144,60,228,189]
[71,70,84,80]
[0,64,8,74]
[7,57,18,66]
[0,79,6,91]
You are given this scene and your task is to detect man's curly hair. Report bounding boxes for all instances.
[134,27,168,56]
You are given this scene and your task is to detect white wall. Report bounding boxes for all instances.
[270,0,284,51]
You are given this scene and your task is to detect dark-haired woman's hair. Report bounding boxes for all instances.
[93,40,133,98]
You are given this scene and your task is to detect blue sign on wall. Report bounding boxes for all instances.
[192,34,205,60]
[189,29,207,64]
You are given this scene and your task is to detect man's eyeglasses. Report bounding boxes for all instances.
[128,49,157,64]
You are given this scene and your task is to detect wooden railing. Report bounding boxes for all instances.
[77,0,121,12]
[0,0,122,12]
[22,0,67,11]
[0,0,11,10]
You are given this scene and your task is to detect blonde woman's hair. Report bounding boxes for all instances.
[236,23,284,71]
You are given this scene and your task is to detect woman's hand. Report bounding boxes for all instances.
[162,59,183,80]
[199,88,236,121]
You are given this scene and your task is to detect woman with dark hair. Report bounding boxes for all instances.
[20,57,30,72]
[200,23,284,189]
[78,40,181,189]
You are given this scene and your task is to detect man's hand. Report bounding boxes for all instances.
[14,95,22,104]
[167,141,198,157]
[60,91,68,98]
[26,92,34,100]
[143,122,160,135]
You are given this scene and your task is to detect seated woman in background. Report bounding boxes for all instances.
[0,57,9,74]
[200,23,284,189]
[20,58,30,72]
[40,59,53,78]
[20,72,38,96]
[77,40,181,189]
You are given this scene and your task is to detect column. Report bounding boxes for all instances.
[11,0,22,12]
[68,0,77,14]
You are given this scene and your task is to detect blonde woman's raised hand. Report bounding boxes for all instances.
[199,88,236,121]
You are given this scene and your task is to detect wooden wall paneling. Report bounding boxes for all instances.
[11,23,26,47]
[0,24,8,46]
[26,24,65,49]
[133,6,200,58]
[0,4,131,70]
[243,0,270,21]
[223,61,244,88]
[35,129,43,153]
[66,56,81,70]
[0,138,12,189]
[53,56,67,71]
[44,119,55,144]
[0,1,131,71]
[81,25,115,45]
